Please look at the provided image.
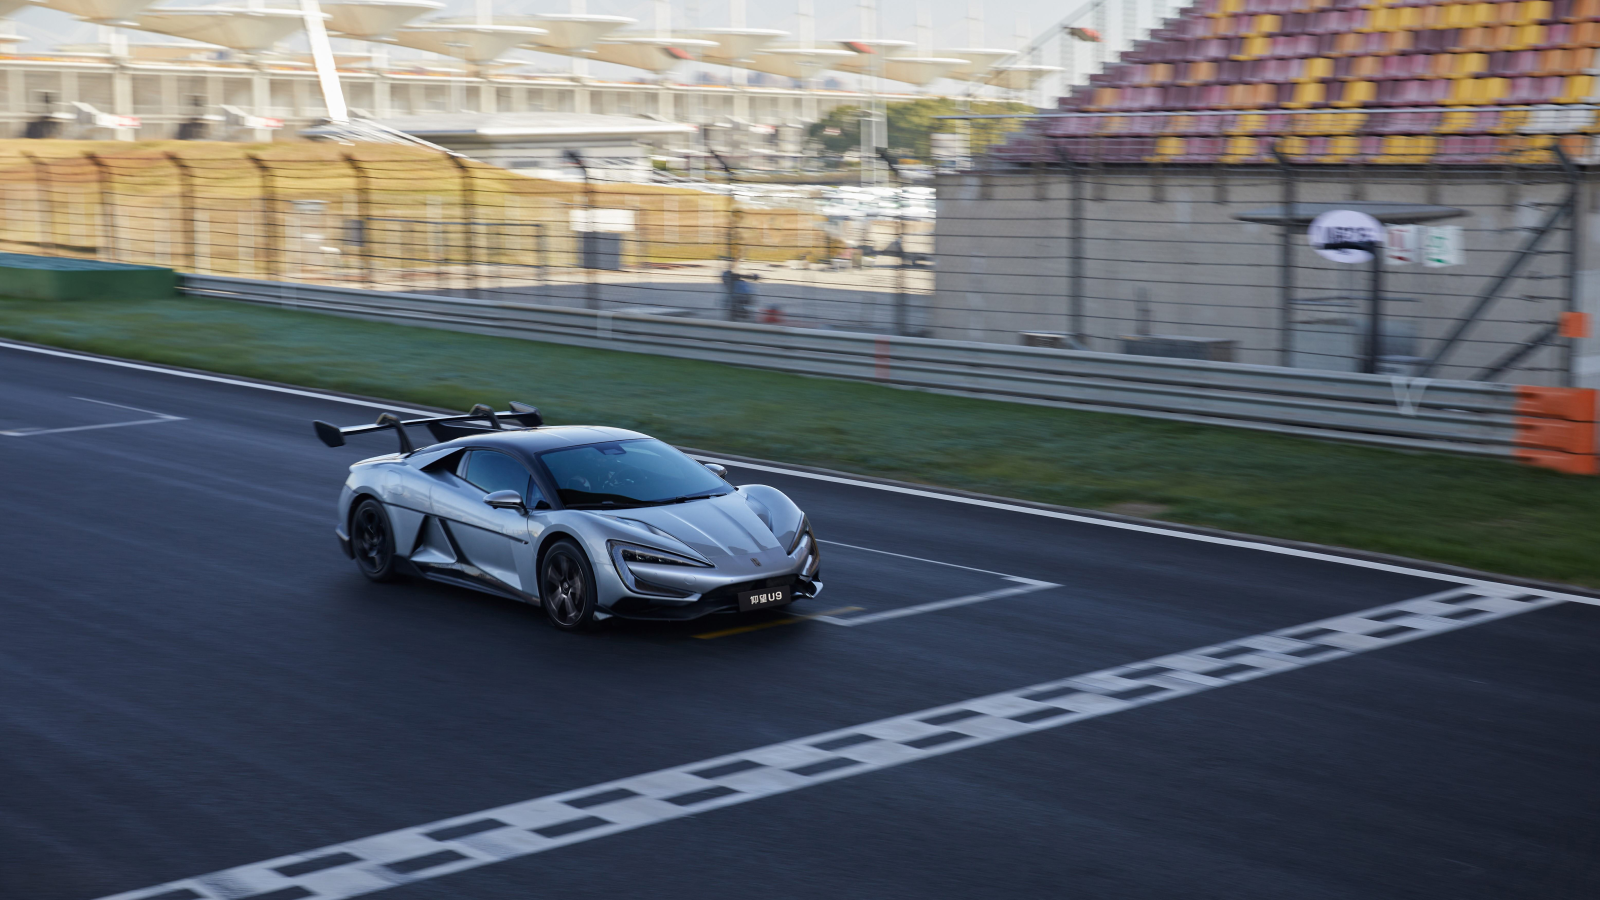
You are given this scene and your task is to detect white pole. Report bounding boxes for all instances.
[732,0,745,29]
[476,0,490,26]
[299,0,348,122]
[655,0,670,37]
[799,0,813,49]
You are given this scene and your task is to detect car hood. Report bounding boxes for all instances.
[607,491,787,566]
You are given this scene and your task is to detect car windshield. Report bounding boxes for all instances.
[539,439,730,508]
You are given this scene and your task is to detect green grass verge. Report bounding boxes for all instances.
[2,294,1596,587]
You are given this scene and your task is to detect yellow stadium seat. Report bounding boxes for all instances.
[1275,135,1309,156]
[1153,136,1187,159]
[1349,55,1382,79]
[1229,113,1268,133]
[1296,57,1333,81]
[1283,81,1326,108]
[1221,135,1260,161]
[1322,135,1362,161]
[1557,74,1595,102]
[1333,80,1376,106]
[1237,35,1272,58]
[1454,52,1489,78]
[1090,88,1119,110]
[1493,108,1528,133]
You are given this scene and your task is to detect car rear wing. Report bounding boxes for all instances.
[314,402,542,454]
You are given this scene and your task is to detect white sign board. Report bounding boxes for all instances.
[569,208,636,233]
[1384,224,1419,265]
[1423,225,1464,268]
[930,132,968,160]
[1308,209,1384,264]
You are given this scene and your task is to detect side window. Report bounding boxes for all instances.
[461,450,535,499]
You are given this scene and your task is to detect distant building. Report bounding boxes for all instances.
[311,112,696,181]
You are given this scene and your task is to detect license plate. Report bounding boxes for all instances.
[738,584,792,612]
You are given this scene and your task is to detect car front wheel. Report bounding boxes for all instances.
[351,498,401,582]
[541,539,598,631]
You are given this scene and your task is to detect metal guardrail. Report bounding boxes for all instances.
[179,274,1599,472]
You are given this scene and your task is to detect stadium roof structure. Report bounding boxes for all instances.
[992,0,1600,166]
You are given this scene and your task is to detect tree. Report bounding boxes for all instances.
[807,98,1038,160]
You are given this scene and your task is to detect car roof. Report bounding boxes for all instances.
[444,425,652,457]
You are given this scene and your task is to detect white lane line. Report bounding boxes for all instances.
[814,577,1060,627]
[818,539,1022,578]
[97,585,1565,900]
[699,455,1600,609]
[0,397,185,437]
[0,340,436,415]
[6,339,1594,610]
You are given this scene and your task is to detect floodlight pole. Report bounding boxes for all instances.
[565,149,600,310]
[878,147,909,337]
[1326,239,1385,374]
[708,147,742,321]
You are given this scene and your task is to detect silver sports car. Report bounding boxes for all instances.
[314,404,822,630]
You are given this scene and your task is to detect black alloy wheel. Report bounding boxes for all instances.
[352,498,400,582]
[541,539,597,631]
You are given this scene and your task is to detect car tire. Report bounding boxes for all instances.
[541,539,598,631]
[351,498,401,583]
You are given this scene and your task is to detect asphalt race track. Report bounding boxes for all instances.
[3,339,1599,900]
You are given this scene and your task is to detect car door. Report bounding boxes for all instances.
[431,449,545,593]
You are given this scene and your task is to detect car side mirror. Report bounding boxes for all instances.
[484,490,526,513]
[703,463,728,479]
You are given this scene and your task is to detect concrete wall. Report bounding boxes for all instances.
[932,165,1595,387]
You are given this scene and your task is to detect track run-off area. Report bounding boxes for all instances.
[3,339,1599,900]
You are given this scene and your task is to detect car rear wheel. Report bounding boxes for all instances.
[352,498,401,582]
[541,540,597,631]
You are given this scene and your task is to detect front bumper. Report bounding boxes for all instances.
[605,572,824,621]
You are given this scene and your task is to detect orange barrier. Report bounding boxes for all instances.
[1513,386,1599,474]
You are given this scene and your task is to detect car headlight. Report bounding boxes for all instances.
[609,541,712,569]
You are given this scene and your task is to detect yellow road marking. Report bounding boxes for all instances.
[693,607,864,640]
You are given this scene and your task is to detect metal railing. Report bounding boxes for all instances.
[179,272,1598,472]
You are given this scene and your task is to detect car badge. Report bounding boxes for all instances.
[750,558,761,566]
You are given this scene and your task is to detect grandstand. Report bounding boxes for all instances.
[993,0,1600,165]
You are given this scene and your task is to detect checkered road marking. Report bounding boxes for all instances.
[100,585,1564,900]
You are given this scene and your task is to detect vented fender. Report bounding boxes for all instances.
[740,484,806,549]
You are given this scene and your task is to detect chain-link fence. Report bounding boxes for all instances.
[0,140,1585,386]
[0,142,934,335]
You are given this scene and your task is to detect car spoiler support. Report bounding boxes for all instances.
[313,402,543,454]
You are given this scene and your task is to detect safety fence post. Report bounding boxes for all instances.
[565,149,599,310]
[246,153,280,279]
[1271,138,1297,368]
[84,152,117,262]
[450,154,477,298]
[345,154,373,288]
[165,152,196,272]
[23,152,54,257]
